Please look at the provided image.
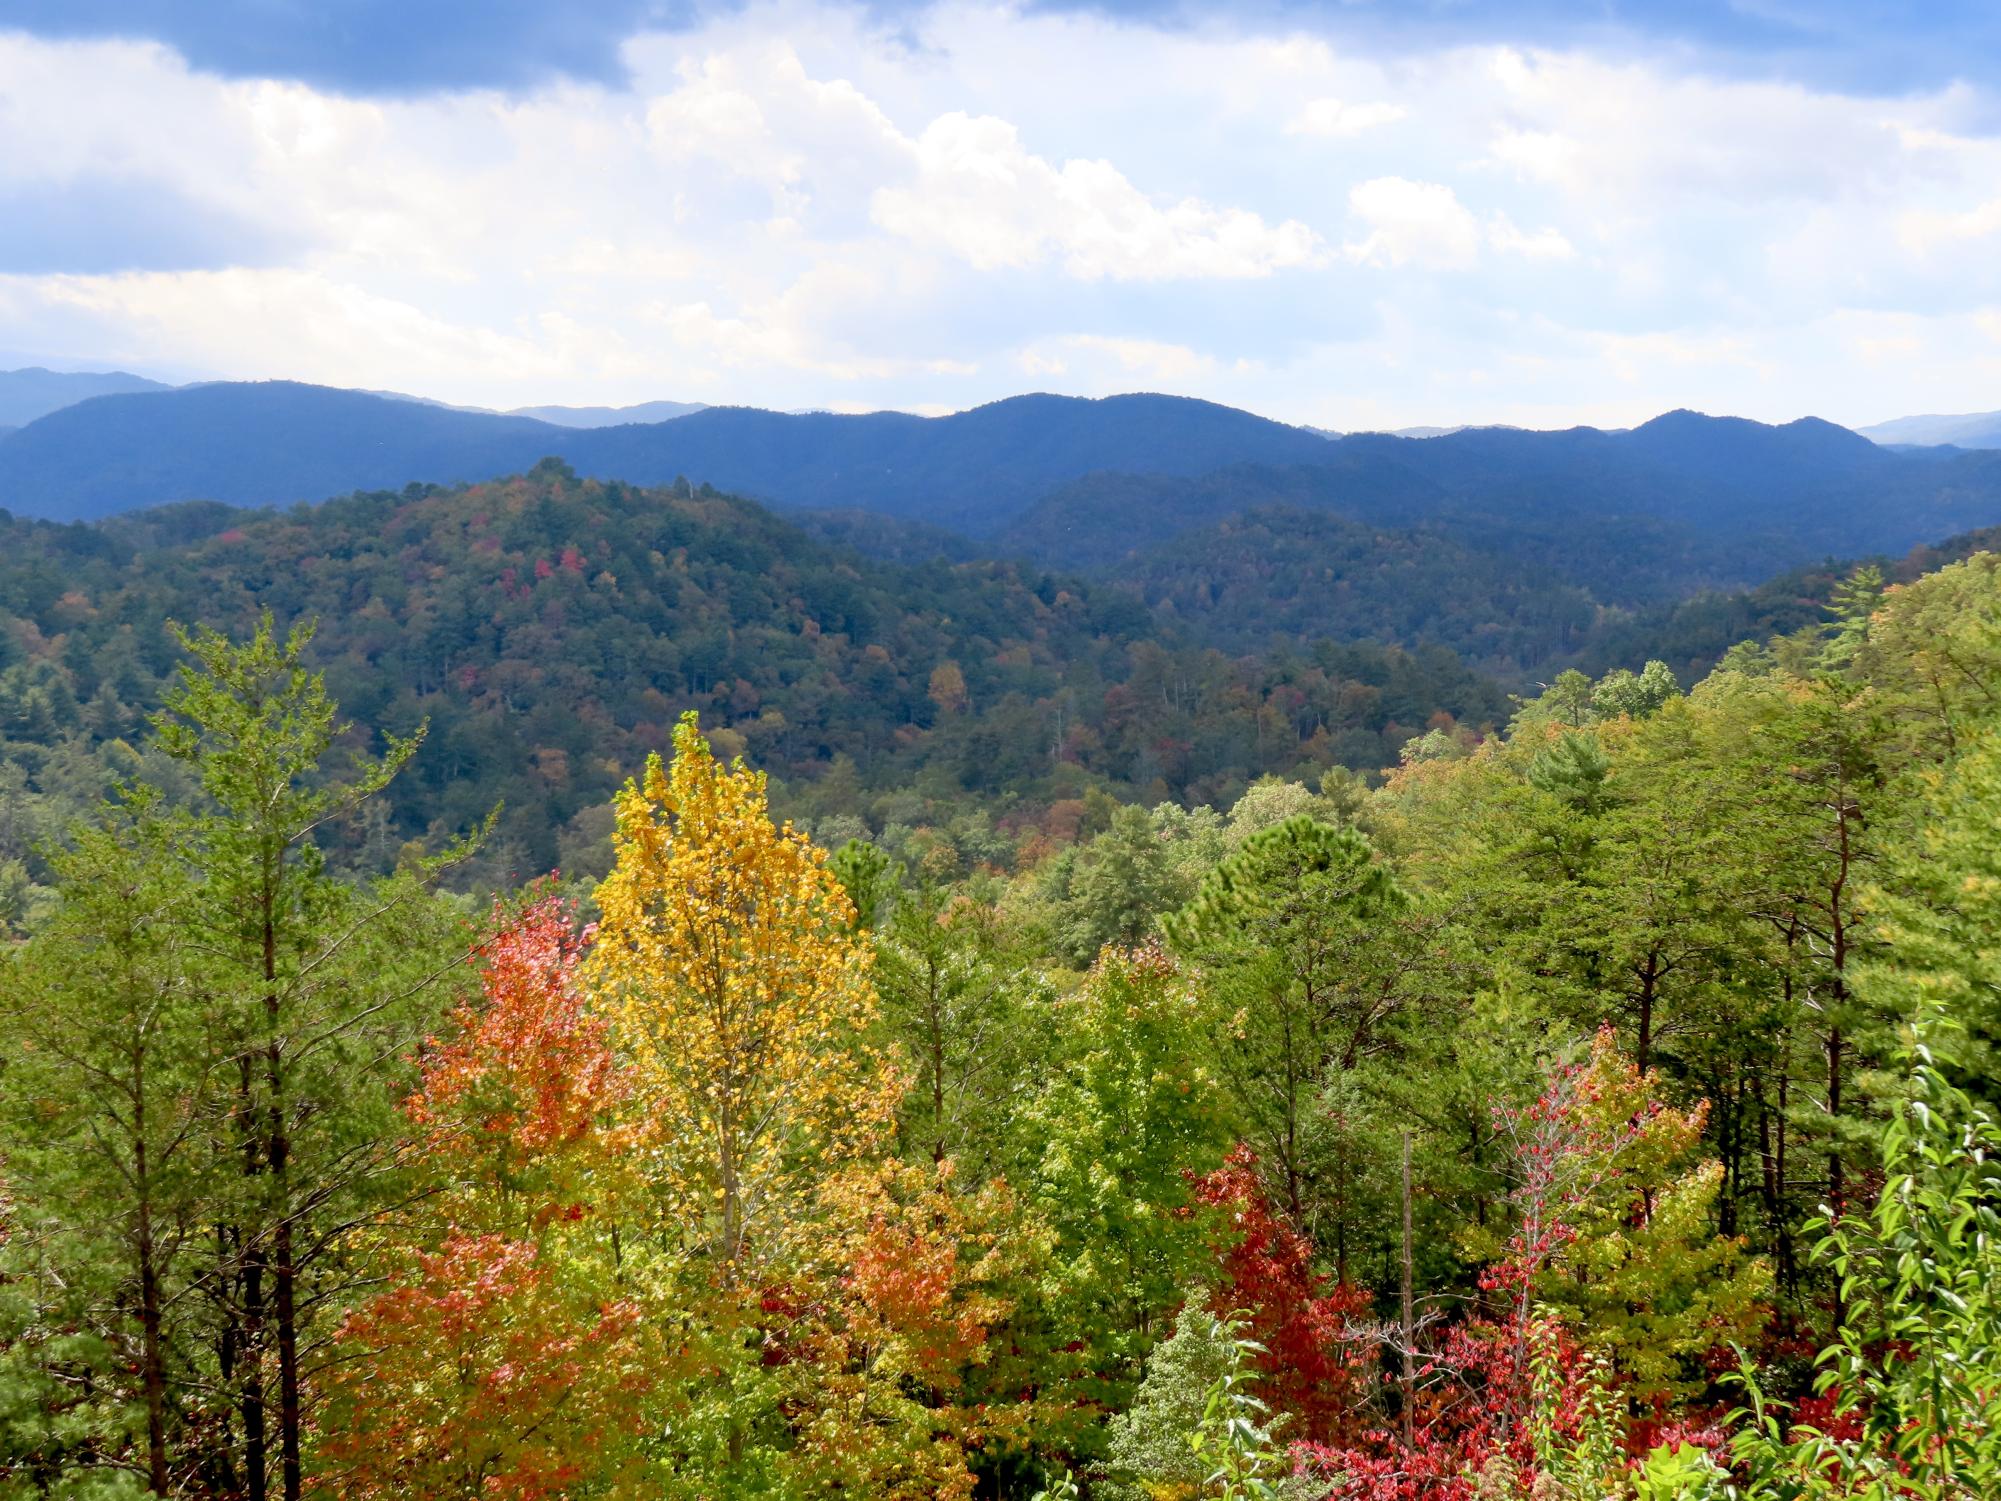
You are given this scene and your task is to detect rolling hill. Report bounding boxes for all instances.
[0,366,173,427]
[1859,410,2001,449]
[0,468,1505,872]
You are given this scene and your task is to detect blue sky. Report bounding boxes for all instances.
[2,1,1999,427]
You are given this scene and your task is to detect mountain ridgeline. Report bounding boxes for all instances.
[6,381,2001,572]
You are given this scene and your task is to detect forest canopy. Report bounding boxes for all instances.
[5,528,2001,1497]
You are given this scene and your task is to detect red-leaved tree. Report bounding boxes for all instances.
[1189,1145,1372,1443]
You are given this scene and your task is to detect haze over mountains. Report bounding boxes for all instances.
[0,367,174,427]
[1857,410,2001,449]
[4,377,2001,571]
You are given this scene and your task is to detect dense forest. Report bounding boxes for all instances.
[3,500,2001,1497]
[0,464,1515,913]
[5,462,1991,932]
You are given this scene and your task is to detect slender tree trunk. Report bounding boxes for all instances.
[1400,1131,1414,1450]
[213,1225,242,1497]
[1718,1075,1738,1237]
[133,1116,170,1496]
[242,1251,267,1501]
[929,958,946,1164]
[1775,1064,1794,1292]
[237,1046,268,1501]
[263,865,304,1501]
[1634,948,1661,1077]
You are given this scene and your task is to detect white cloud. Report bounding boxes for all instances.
[1012,333,1223,389]
[1343,178,1482,269]
[874,112,1325,281]
[1285,97,1406,139]
[1487,213,1575,260]
[5,11,2001,430]
[1898,197,2001,256]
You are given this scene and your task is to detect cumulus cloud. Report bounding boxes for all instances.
[2,7,2001,429]
[1016,333,1218,384]
[875,113,1325,280]
[1285,97,1405,138]
[1486,213,1575,261]
[1343,178,1482,269]
[1898,197,2001,256]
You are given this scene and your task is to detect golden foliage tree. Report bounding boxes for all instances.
[587,712,900,1275]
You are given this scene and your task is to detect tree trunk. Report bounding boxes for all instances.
[134,1124,170,1496]
[242,1251,267,1501]
[1400,1131,1415,1450]
[264,864,304,1501]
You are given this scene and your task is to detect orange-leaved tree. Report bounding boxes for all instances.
[312,894,653,1498]
[406,888,633,1230]
[312,1233,651,1500]
[780,1159,1049,1499]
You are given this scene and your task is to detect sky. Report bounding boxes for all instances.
[2,1,2000,429]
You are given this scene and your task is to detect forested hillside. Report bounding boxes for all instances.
[7,461,1995,915]
[6,533,2001,1498]
[0,465,1500,903]
[1093,504,2001,684]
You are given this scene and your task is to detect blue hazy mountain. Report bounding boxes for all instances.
[0,381,1335,528]
[3,379,2000,566]
[1859,411,2001,449]
[0,366,173,427]
[506,400,706,426]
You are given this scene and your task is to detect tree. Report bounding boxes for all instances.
[1525,1031,1769,1405]
[875,876,1040,1177]
[1167,816,1416,1251]
[828,837,899,933]
[154,615,473,1501]
[1590,660,1680,721]
[405,890,629,1229]
[1188,1146,1370,1443]
[318,894,649,1499]
[1733,1003,2001,1499]
[586,711,900,1274]
[311,1233,650,1501]
[929,661,970,717]
[1019,946,1230,1427]
[1048,803,1195,966]
[1859,724,2001,1103]
[1,794,211,1493]
[781,1160,1048,1499]
[1097,1301,1243,1501]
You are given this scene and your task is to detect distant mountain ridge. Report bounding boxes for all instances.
[1859,410,2001,449]
[0,381,1336,528]
[998,410,2001,568]
[0,367,706,437]
[508,400,706,426]
[0,366,172,427]
[5,379,2001,576]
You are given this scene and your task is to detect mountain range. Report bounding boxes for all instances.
[0,366,174,427]
[1857,410,2001,449]
[5,379,2001,569]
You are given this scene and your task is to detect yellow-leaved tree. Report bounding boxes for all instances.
[587,712,900,1277]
